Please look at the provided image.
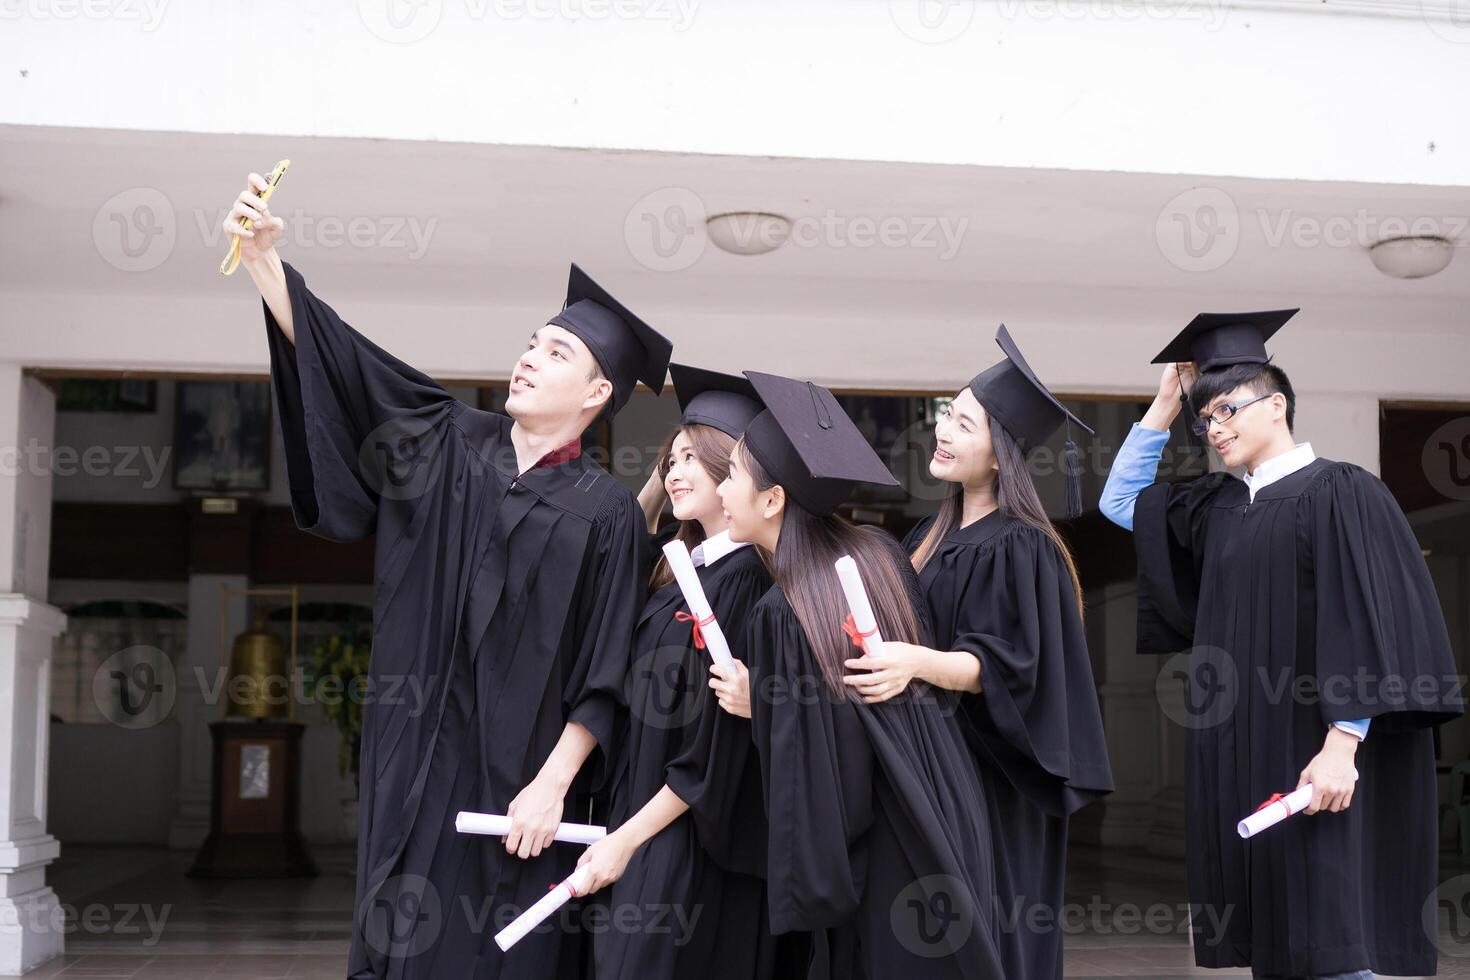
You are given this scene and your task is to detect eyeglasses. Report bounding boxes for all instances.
[1191,393,1273,437]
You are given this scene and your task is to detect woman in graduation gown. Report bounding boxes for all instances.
[712,370,1007,980]
[576,366,781,980]
[846,325,1114,980]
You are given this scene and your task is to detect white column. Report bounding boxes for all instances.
[0,366,66,976]
[167,574,247,850]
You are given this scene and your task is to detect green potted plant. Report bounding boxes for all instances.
[309,630,371,836]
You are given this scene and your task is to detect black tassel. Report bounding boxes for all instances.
[1064,434,1083,519]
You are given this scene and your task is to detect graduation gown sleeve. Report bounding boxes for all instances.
[946,523,1113,815]
[746,594,874,933]
[1132,471,1236,654]
[563,485,651,788]
[264,261,457,542]
[663,552,774,876]
[1304,462,1464,730]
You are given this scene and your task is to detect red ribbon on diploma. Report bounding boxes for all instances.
[842,612,878,654]
[674,609,715,651]
[1255,793,1286,812]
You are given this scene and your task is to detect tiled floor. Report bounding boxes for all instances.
[24,843,1470,978]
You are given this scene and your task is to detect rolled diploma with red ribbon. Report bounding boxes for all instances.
[661,539,736,671]
[494,866,593,952]
[835,555,885,652]
[1237,785,1315,838]
[454,811,606,845]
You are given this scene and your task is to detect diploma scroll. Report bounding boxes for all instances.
[834,555,885,653]
[494,866,593,952]
[1237,769,1358,839]
[454,811,606,846]
[661,540,737,671]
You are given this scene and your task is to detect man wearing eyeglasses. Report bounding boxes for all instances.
[1099,311,1462,980]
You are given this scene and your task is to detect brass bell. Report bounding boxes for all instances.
[225,614,289,719]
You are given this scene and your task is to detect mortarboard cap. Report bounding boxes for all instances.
[670,364,763,438]
[741,371,899,517]
[1151,309,1297,373]
[968,324,1094,453]
[547,264,673,415]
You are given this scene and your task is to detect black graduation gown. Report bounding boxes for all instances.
[745,576,1007,980]
[263,263,647,980]
[593,542,778,979]
[1133,456,1463,976]
[904,512,1113,980]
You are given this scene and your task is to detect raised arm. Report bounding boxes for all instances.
[1099,363,1194,530]
[224,172,293,342]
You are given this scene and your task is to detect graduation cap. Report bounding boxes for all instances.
[741,371,900,518]
[669,363,763,438]
[546,264,673,415]
[967,324,1094,518]
[1151,309,1297,373]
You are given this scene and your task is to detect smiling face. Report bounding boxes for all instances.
[929,387,999,489]
[1199,383,1286,471]
[663,429,727,530]
[717,442,783,550]
[504,324,612,424]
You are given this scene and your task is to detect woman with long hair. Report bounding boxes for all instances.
[576,365,781,980]
[844,326,1113,980]
[716,370,1005,980]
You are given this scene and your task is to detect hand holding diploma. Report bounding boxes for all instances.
[494,866,592,952]
[455,811,606,846]
[662,539,737,671]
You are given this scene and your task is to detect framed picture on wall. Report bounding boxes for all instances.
[173,381,273,491]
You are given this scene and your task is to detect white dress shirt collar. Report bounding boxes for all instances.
[1244,442,1316,502]
[690,529,749,568]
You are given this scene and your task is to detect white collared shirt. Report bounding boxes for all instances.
[690,529,749,568]
[1243,442,1316,503]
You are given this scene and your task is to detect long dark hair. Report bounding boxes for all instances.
[734,438,923,699]
[648,423,738,593]
[911,414,1085,616]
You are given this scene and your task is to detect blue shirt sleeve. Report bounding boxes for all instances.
[1099,423,1171,532]
[1334,718,1370,740]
